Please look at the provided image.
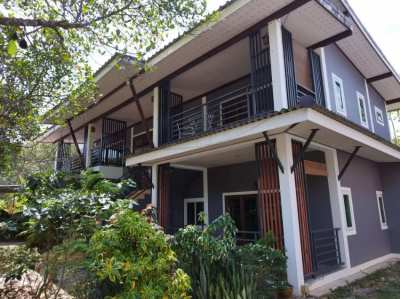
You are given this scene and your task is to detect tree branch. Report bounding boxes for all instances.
[0,17,87,29]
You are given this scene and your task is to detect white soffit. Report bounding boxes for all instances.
[284,0,347,47]
[132,0,292,96]
[372,77,400,101]
[337,0,400,101]
[171,38,250,99]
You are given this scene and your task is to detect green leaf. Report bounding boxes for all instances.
[7,40,17,56]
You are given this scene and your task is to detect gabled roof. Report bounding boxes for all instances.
[39,0,400,143]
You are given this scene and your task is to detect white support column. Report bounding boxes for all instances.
[151,164,158,207]
[85,123,95,168]
[153,87,160,148]
[364,79,375,133]
[268,19,288,111]
[275,133,304,295]
[54,142,59,171]
[318,47,332,111]
[325,149,351,268]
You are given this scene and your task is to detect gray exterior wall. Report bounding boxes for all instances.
[368,86,390,140]
[207,161,258,222]
[338,151,392,266]
[169,168,203,230]
[379,163,400,253]
[324,45,390,140]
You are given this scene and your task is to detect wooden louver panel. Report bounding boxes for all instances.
[255,141,284,250]
[309,50,326,107]
[282,27,298,108]
[292,141,313,275]
[249,28,273,114]
[158,81,171,145]
[158,164,170,229]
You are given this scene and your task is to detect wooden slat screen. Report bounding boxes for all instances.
[158,81,171,145]
[255,141,284,250]
[249,28,273,115]
[309,50,326,107]
[292,141,313,275]
[158,164,170,228]
[282,27,298,108]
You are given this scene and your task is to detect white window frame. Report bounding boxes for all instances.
[356,92,369,129]
[376,191,388,230]
[340,187,357,236]
[184,197,205,226]
[374,106,385,126]
[332,73,347,116]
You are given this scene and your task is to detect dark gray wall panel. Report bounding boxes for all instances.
[208,161,258,222]
[307,175,333,231]
[338,151,391,266]
[379,163,400,253]
[169,168,203,230]
[368,86,390,140]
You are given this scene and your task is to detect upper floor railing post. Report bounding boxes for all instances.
[153,86,160,148]
[202,96,207,132]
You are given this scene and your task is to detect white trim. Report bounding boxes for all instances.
[276,134,304,295]
[307,253,400,293]
[269,19,288,110]
[184,197,206,226]
[376,191,388,230]
[332,73,347,116]
[340,187,357,236]
[126,108,400,167]
[222,191,258,215]
[356,91,369,129]
[318,47,332,111]
[364,80,375,133]
[374,106,385,126]
[152,87,160,148]
[170,164,209,224]
[151,164,158,207]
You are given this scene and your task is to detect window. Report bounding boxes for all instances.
[184,198,205,226]
[341,187,356,235]
[376,191,388,230]
[374,106,385,126]
[332,73,346,116]
[356,92,369,128]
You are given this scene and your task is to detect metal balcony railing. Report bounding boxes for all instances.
[169,86,253,142]
[310,227,342,275]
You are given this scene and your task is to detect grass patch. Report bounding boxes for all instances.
[323,262,400,299]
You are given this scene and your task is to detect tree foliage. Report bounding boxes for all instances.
[0,0,207,169]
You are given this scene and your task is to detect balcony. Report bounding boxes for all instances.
[167,85,263,144]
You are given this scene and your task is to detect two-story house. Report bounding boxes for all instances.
[39,0,400,295]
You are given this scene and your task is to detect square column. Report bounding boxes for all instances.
[268,19,288,111]
[325,149,351,268]
[152,87,160,148]
[85,123,95,168]
[275,133,304,295]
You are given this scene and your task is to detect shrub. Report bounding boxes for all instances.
[87,210,191,298]
[172,215,288,299]
[20,170,135,250]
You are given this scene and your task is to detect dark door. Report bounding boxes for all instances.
[225,194,259,243]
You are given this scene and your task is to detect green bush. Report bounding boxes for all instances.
[172,215,288,299]
[20,170,135,250]
[87,210,191,299]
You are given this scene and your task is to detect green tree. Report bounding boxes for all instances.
[0,0,207,170]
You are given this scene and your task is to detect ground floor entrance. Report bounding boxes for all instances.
[153,133,348,288]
